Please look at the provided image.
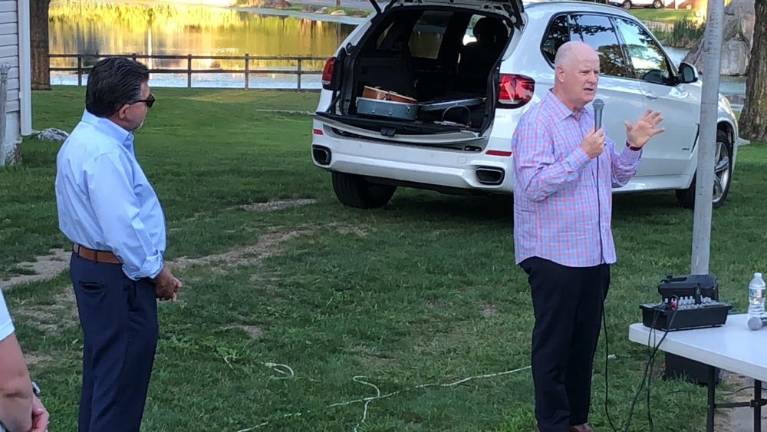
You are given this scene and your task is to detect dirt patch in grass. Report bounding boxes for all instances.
[172,230,310,269]
[481,304,498,318]
[24,353,54,367]
[2,229,311,290]
[0,249,70,290]
[13,287,79,335]
[240,198,317,213]
[335,224,369,238]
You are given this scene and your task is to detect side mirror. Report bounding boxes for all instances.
[678,62,699,84]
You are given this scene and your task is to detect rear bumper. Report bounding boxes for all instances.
[311,120,515,192]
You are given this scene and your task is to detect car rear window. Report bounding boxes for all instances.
[408,11,453,59]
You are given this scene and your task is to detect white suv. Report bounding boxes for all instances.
[311,0,739,209]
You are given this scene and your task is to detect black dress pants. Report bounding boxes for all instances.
[520,257,610,432]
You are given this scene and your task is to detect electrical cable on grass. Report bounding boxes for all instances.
[236,363,533,431]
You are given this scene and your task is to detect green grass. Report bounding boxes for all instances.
[2,87,766,431]
[629,8,699,23]
[629,8,704,48]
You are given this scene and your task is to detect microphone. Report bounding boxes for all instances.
[593,99,604,130]
[747,315,767,330]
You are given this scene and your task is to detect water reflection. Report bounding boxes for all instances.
[49,0,356,87]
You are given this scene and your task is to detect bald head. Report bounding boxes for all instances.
[552,41,601,110]
[554,41,599,69]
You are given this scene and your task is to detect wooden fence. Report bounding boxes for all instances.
[49,53,327,90]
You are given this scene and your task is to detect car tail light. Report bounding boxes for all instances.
[498,74,535,108]
[322,57,336,90]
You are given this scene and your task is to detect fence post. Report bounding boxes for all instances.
[132,53,137,62]
[296,58,302,91]
[187,54,192,88]
[244,53,250,89]
[77,55,83,86]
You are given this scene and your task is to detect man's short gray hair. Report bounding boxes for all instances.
[554,41,597,68]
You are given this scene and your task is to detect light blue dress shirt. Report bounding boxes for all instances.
[55,111,166,280]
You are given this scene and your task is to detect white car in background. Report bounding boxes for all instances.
[311,0,738,209]
[608,0,672,9]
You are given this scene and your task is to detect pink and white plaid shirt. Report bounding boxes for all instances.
[512,91,642,267]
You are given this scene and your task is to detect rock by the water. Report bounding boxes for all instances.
[37,128,69,143]
[683,0,754,75]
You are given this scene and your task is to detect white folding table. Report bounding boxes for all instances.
[629,314,767,432]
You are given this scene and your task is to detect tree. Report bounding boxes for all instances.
[31,0,51,90]
[739,0,767,141]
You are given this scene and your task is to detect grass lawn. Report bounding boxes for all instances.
[629,8,700,23]
[1,87,766,431]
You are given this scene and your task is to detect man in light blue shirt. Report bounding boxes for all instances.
[55,57,181,432]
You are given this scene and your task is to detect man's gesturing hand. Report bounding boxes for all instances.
[625,110,664,149]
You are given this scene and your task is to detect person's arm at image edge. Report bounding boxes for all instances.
[0,332,33,432]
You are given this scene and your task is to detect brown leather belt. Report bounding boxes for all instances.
[73,244,122,264]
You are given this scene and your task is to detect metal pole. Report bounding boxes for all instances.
[707,366,716,432]
[691,0,726,275]
[244,53,250,89]
[755,380,763,432]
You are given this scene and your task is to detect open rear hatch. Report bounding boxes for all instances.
[378,0,524,26]
[317,0,525,148]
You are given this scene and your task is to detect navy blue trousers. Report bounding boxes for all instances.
[520,257,610,432]
[70,253,158,432]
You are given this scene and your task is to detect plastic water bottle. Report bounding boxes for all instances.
[748,272,766,318]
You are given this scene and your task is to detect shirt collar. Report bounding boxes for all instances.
[545,90,589,122]
[81,110,135,150]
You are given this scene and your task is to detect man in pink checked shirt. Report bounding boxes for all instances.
[512,41,664,432]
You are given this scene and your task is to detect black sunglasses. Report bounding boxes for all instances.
[129,93,155,108]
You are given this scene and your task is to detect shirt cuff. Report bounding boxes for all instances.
[123,254,164,281]
[620,144,643,164]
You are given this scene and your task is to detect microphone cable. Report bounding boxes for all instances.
[593,105,620,432]
[602,302,677,432]
[622,307,677,432]
[594,110,619,432]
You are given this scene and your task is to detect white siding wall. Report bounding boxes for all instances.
[0,0,22,164]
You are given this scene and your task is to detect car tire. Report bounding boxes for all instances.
[675,129,733,209]
[622,0,632,9]
[652,0,663,7]
[332,172,396,209]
